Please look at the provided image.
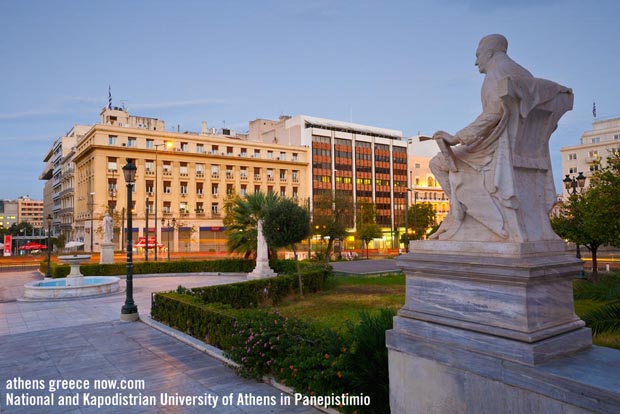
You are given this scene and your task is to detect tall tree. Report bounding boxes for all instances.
[407,202,436,240]
[224,191,280,258]
[358,222,382,259]
[551,151,620,282]
[312,191,353,265]
[263,198,310,296]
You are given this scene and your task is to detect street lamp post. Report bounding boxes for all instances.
[121,159,139,322]
[563,172,587,261]
[145,197,149,261]
[89,192,95,253]
[404,189,417,253]
[161,217,176,261]
[46,214,52,278]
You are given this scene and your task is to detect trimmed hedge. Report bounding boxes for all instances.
[182,266,330,308]
[151,289,393,414]
[39,258,300,279]
[150,293,239,348]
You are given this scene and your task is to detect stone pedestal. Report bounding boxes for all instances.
[247,259,277,280]
[387,241,620,413]
[100,242,115,264]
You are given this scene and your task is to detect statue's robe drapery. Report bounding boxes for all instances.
[434,54,573,241]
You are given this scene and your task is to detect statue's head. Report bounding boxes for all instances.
[475,34,508,73]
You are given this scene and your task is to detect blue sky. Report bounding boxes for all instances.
[1,0,619,199]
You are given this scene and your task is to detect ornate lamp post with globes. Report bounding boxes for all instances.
[121,159,139,321]
[563,171,587,260]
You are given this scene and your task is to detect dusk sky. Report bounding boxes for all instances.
[1,0,619,199]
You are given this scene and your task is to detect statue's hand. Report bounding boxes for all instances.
[433,130,459,146]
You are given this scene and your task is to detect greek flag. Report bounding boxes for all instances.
[592,101,596,118]
[108,86,112,109]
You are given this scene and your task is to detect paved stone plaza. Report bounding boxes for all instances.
[0,271,322,413]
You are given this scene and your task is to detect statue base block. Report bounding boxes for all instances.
[247,260,277,280]
[387,243,620,413]
[100,242,115,265]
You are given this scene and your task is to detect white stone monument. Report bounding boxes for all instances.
[247,219,276,280]
[100,212,115,264]
[389,34,620,413]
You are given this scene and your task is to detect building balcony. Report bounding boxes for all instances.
[254,174,262,181]
[197,193,204,198]
[240,175,248,181]
[196,172,204,178]
[226,173,234,180]
[145,170,155,176]
[585,156,600,164]
[163,170,172,176]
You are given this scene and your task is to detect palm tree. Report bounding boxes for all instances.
[224,191,280,258]
[575,274,620,335]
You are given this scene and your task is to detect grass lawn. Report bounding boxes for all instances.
[275,274,405,333]
[275,273,620,349]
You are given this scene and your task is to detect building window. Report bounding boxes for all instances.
[212,184,219,196]
[240,167,247,179]
[227,146,233,156]
[568,153,577,160]
[267,150,273,159]
[146,139,154,149]
[107,157,117,171]
[197,143,204,153]
[254,149,261,158]
[255,185,261,193]
[180,182,188,195]
[280,170,286,180]
[108,135,117,145]
[196,202,204,213]
[211,145,219,154]
[145,160,154,172]
[212,203,219,215]
[163,161,172,174]
[146,181,154,194]
[179,201,188,213]
[592,137,600,144]
[163,202,171,213]
[127,137,136,147]
[414,163,421,169]
[292,153,299,162]
[196,183,204,195]
[211,165,219,178]
[588,150,599,158]
[279,152,286,161]
[240,185,247,196]
[226,184,234,195]
[614,134,620,141]
[267,169,274,181]
[164,181,171,194]
[569,167,577,174]
[196,163,204,176]
[240,148,247,157]
[179,163,188,176]
[280,186,286,197]
[180,142,188,152]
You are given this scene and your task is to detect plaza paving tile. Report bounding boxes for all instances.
[0,271,322,413]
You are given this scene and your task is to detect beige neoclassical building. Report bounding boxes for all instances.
[560,117,620,191]
[72,108,309,253]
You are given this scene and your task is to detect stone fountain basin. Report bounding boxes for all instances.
[23,276,121,300]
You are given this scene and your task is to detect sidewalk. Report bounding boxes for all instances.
[0,271,322,413]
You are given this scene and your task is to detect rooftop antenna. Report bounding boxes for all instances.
[120,100,127,111]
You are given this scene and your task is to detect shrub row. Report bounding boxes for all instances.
[182,266,330,308]
[150,293,239,348]
[40,258,298,279]
[151,290,393,414]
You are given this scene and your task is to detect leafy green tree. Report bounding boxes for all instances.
[312,191,353,265]
[8,222,34,236]
[358,222,382,259]
[552,152,620,282]
[263,198,310,296]
[406,202,436,240]
[224,191,280,258]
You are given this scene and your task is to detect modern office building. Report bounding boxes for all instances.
[0,197,43,229]
[71,107,310,253]
[17,196,44,228]
[560,117,620,190]
[249,115,408,248]
[0,200,18,230]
